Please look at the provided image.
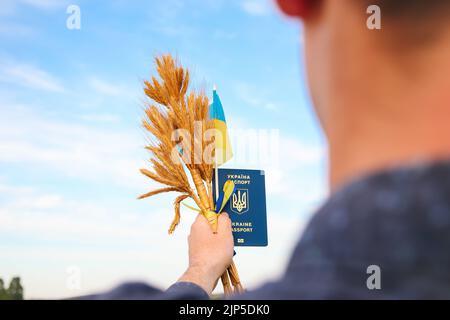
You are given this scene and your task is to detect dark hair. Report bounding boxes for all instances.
[365,0,450,20]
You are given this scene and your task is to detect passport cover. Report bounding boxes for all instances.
[213,168,268,247]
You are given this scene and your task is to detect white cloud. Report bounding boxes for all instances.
[32,194,63,209]
[0,0,68,16]
[0,104,148,188]
[0,22,35,37]
[0,1,16,16]
[0,62,64,92]
[0,191,64,210]
[240,0,272,16]
[0,199,149,242]
[154,0,185,20]
[79,113,121,123]
[234,82,279,111]
[226,116,325,168]
[88,77,128,97]
[0,182,34,195]
[264,136,327,205]
[0,186,184,298]
[20,0,65,9]
[281,136,325,165]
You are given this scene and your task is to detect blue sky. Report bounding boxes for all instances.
[0,0,327,298]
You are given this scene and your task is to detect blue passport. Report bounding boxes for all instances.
[213,168,268,247]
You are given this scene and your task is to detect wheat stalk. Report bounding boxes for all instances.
[139,54,242,295]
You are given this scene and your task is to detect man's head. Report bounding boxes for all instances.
[276,0,450,189]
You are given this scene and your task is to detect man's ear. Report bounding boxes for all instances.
[275,0,312,18]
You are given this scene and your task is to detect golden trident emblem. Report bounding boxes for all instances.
[232,189,248,214]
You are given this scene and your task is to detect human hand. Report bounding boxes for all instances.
[178,212,234,294]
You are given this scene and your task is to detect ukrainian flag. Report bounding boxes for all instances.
[210,87,233,165]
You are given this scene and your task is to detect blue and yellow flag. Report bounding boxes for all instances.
[209,88,233,165]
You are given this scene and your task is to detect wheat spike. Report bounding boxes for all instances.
[169,194,189,234]
[138,187,180,200]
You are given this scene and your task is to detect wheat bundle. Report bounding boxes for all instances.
[139,54,243,295]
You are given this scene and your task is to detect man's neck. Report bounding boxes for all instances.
[328,34,450,192]
[329,120,450,192]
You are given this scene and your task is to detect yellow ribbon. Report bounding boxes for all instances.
[181,180,235,233]
[182,203,201,212]
[216,180,235,214]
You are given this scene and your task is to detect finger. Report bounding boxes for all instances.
[217,212,232,233]
[194,212,205,223]
[191,213,208,232]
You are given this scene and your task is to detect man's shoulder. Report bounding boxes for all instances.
[315,159,450,232]
[284,160,450,299]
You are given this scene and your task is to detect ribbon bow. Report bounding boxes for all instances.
[183,180,235,233]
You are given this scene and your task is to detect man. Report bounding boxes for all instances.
[85,0,450,299]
